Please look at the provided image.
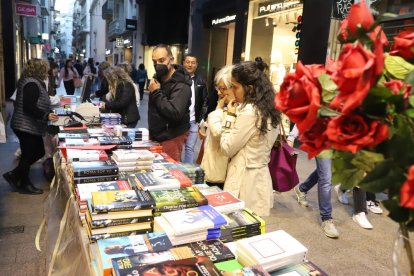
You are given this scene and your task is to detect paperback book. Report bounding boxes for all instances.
[86,200,153,222]
[77,180,131,202]
[173,239,235,263]
[205,191,245,214]
[92,190,155,213]
[72,160,119,177]
[66,149,109,162]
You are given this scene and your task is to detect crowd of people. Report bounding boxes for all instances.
[2,44,384,239]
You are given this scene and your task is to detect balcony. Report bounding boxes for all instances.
[108,19,126,40]
[102,0,114,21]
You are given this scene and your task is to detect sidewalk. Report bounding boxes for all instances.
[0,95,397,275]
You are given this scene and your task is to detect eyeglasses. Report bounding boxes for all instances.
[215,86,231,93]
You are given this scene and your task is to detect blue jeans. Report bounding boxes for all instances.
[183,120,198,163]
[299,157,333,221]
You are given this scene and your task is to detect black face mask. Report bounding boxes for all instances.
[154,63,169,82]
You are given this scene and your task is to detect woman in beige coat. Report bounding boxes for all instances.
[211,58,281,217]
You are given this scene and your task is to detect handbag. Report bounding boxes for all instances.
[73,76,82,88]
[268,124,299,192]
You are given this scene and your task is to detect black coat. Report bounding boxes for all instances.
[95,77,109,100]
[148,65,191,142]
[191,74,208,123]
[105,81,140,126]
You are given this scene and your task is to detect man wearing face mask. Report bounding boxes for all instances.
[148,44,192,161]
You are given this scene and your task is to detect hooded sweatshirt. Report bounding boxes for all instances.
[148,64,192,142]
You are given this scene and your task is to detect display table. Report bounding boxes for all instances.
[43,153,94,276]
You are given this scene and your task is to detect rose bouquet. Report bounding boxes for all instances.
[275,1,414,272]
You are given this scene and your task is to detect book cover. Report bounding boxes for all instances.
[112,149,155,161]
[87,225,152,243]
[72,160,119,177]
[169,169,193,188]
[270,261,328,276]
[97,233,173,274]
[161,205,227,235]
[58,132,89,141]
[214,259,243,272]
[175,240,235,263]
[151,187,208,213]
[111,252,176,276]
[119,256,221,276]
[73,175,120,184]
[226,265,271,275]
[77,180,131,202]
[92,190,155,213]
[98,136,132,145]
[205,191,245,213]
[66,149,108,162]
[64,138,99,146]
[134,170,181,191]
[87,210,153,228]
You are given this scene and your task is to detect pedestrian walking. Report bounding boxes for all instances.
[58,59,79,95]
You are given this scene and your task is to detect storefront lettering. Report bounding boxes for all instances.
[211,15,236,26]
[332,0,354,19]
[15,3,37,17]
[258,0,301,16]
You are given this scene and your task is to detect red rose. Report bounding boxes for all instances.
[326,113,389,153]
[275,62,324,133]
[369,26,389,47]
[330,43,381,113]
[390,31,414,60]
[401,166,414,208]
[338,19,349,41]
[299,118,330,159]
[347,1,374,34]
[384,80,411,99]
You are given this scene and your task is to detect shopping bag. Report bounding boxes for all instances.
[73,77,82,88]
[268,125,299,192]
[0,113,6,143]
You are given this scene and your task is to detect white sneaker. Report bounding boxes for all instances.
[334,185,349,205]
[367,200,383,214]
[352,212,373,229]
[294,186,309,207]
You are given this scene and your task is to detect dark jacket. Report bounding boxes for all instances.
[12,77,51,135]
[95,77,109,100]
[190,74,208,123]
[104,81,140,126]
[148,65,191,142]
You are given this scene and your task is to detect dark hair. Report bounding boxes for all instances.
[88,58,97,74]
[231,59,280,135]
[153,44,173,57]
[48,61,58,74]
[184,53,197,62]
[138,63,145,70]
[64,59,72,78]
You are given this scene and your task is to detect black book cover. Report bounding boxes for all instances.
[72,160,119,177]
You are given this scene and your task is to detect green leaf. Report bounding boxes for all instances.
[359,160,405,193]
[351,151,384,172]
[332,168,365,190]
[409,96,414,108]
[406,109,414,119]
[382,199,410,223]
[318,74,337,103]
[318,106,342,117]
[405,70,414,87]
[385,54,414,80]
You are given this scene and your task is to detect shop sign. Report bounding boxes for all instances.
[258,0,301,17]
[211,15,236,26]
[29,36,42,44]
[16,3,37,17]
[115,37,124,48]
[125,19,137,31]
[332,0,354,19]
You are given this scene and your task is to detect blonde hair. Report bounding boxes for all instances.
[103,66,134,98]
[22,58,49,80]
[98,61,111,72]
[214,65,233,88]
[117,63,132,74]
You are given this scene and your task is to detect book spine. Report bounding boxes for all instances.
[90,216,153,229]
[74,175,120,184]
[88,229,151,243]
[73,167,119,177]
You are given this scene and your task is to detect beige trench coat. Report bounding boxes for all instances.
[219,103,278,217]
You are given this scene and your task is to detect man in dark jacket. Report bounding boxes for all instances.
[182,54,208,163]
[148,44,191,161]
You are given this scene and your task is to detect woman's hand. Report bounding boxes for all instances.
[227,99,238,114]
[48,113,59,122]
[216,96,226,110]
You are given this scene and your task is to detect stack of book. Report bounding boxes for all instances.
[122,128,149,141]
[98,136,133,147]
[100,113,122,125]
[69,160,120,185]
[61,138,100,147]
[161,163,205,184]
[153,205,227,246]
[235,230,308,272]
[219,208,265,243]
[150,187,208,216]
[92,232,173,276]
[86,189,156,242]
[58,132,89,141]
[111,149,155,172]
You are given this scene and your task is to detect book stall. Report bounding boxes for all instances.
[43,97,327,276]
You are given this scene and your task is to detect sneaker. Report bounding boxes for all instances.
[352,212,373,229]
[321,219,339,238]
[367,200,383,214]
[294,186,309,207]
[334,185,349,205]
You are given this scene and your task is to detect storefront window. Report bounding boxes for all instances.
[246,0,303,90]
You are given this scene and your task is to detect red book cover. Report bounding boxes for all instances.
[169,170,192,188]
[205,192,242,207]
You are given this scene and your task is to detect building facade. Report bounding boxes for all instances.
[90,0,107,62]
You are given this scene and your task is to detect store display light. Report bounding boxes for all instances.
[265,18,269,27]
[272,18,277,27]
